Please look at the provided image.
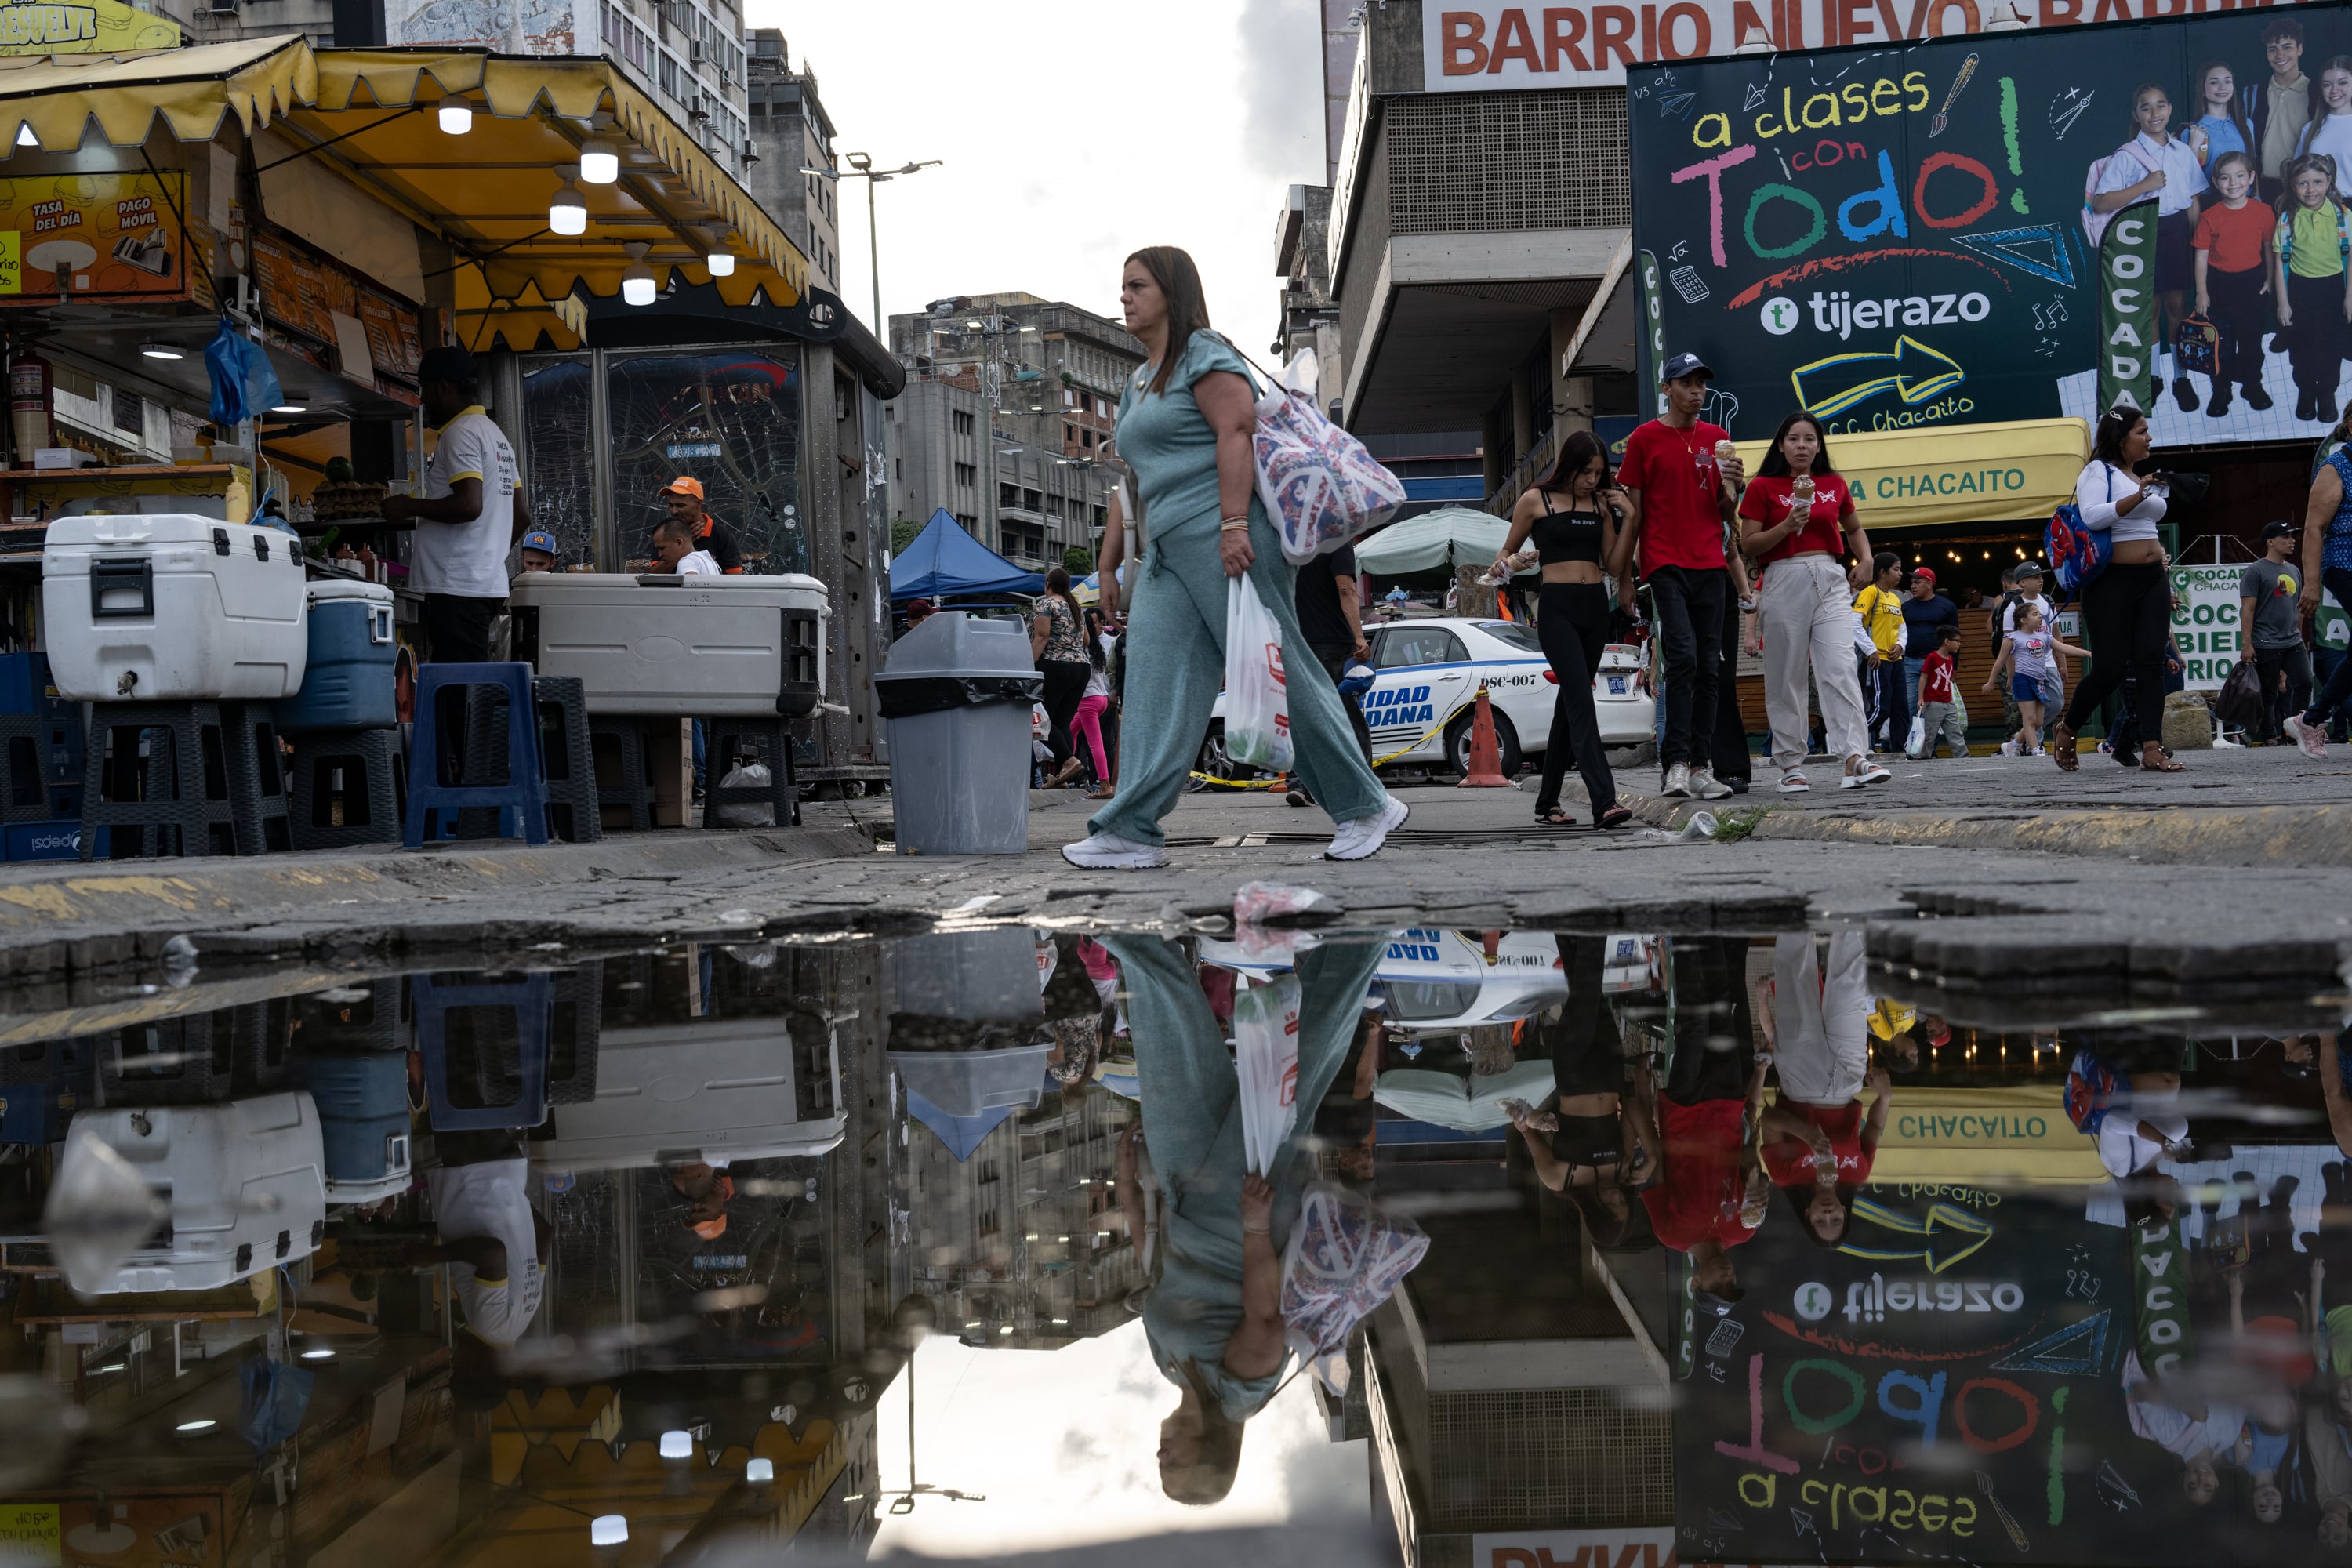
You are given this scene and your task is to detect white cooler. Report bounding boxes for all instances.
[510,572,827,717]
[42,514,308,702]
[533,1014,845,1171]
[58,1093,327,1294]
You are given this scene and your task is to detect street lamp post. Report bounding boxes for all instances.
[802,154,942,339]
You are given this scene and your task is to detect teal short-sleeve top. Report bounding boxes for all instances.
[1116,331,1259,539]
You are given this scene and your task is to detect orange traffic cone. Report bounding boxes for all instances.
[1457,686,1512,788]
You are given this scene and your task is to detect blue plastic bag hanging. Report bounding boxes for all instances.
[205,318,281,427]
[237,1352,314,1457]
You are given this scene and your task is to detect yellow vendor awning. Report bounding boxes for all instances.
[0,40,807,317]
[1735,416,2090,534]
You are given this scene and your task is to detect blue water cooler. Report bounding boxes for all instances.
[274,581,397,732]
[295,1052,412,1205]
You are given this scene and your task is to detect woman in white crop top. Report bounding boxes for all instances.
[2050,407,2183,774]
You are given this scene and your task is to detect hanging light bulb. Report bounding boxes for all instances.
[579,139,619,183]
[437,102,473,135]
[621,241,657,306]
[705,228,735,277]
[548,168,587,237]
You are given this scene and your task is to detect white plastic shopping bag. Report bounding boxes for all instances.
[1233,971,1304,1174]
[1279,1181,1431,1391]
[714,761,775,826]
[1903,715,1928,759]
[1224,577,1294,773]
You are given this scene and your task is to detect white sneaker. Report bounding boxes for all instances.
[1689,765,1733,800]
[1060,830,1170,869]
[2287,714,2329,759]
[1324,793,1410,861]
[1661,762,1693,798]
[1777,771,1811,793]
[1998,739,2018,757]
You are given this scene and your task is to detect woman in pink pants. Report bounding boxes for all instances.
[1072,608,1116,796]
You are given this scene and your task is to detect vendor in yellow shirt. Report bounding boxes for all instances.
[1853,552,1910,751]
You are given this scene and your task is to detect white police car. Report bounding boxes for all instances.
[1199,617,1654,781]
[1378,927,1569,1036]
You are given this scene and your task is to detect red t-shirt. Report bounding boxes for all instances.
[1760,1102,1877,1188]
[1619,418,1733,575]
[1919,650,1957,705]
[2192,198,2273,276]
[1639,1096,1759,1252]
[1738,473,1854,568]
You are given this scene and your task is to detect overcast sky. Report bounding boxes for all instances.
[869,1322,1368,1555]
[748,0,1327,361]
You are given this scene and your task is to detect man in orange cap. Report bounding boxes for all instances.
[670,1162,735,1240]
[657,476,742,572]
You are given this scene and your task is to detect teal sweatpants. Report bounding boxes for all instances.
[1090,510,1386,848]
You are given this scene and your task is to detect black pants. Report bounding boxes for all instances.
[421,593,505,664]
[2252,642,2313,742]
[2206,264,2267,388]
[1663,935,1754,1105]
[2065,563,2172,735]
[1310,644,1374,766]
[2287,270,2346,397]
[1647,566,1728,768]
[1534,583,1617,816]
[2306,568,2352,724]
[1038,659,1090,768]
[1711,587,1751,780]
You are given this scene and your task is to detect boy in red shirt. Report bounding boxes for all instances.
[1613,351,1746,803]
[2192,150,2277,416]
[1912,625,1968,757]
[1627,938,1766,1308]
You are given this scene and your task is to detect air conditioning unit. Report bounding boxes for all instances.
[740,139,759,165]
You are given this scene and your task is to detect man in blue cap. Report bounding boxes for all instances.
[518,529,559,572]
[1610,351,1744,802]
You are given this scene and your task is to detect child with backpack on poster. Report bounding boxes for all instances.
[2192,151,2277,417]
[2272,152,2352,423]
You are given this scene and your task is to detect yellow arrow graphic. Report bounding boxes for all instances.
[1792,336,1967,418]
[1839,1197,1994,1273]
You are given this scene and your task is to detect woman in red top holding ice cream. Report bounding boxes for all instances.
[1737,412,1884,794]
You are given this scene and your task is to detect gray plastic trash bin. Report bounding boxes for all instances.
[877,612,1043,855]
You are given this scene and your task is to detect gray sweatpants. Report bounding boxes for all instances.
[1090,512,1385,848]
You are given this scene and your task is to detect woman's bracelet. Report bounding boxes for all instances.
[1243,1222,1271,1235]
[1220,516,1250,532]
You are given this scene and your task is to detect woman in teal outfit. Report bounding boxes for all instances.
[1062,246,1406,869]
[1105,932,1385,1504]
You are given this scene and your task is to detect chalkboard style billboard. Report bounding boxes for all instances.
[1670,1177,2343,1568]
[1627,7,2352,448]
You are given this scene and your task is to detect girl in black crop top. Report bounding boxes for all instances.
[1491,430,1637,832]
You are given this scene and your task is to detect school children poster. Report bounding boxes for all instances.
[1626,5,2352,446]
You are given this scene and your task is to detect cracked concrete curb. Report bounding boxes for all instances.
[1620,790,2352,869]
[0,821,875,980]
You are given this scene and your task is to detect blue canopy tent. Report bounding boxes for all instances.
[891,509,1044,602]
[905,1091,1014,1162]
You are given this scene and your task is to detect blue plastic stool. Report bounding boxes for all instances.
[412,972,552,1131]
[403,664,550,850]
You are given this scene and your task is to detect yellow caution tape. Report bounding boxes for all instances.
[1186,699,1479,789]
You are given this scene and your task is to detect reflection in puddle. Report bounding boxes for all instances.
[0,924,2342,1563]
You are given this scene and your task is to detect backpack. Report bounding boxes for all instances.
[2081,140,2159,250]
[2046,464,2116,599]
[2063,1047,2123,1135]
[2274,198,2352,276]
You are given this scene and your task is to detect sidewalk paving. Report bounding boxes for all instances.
[0,745,2343,1007]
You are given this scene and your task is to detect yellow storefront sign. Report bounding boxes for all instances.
[1735,416,2089,533]
[0,0,176,53]
[1766,1082,2107,1186]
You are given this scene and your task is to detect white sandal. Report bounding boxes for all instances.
[1777,769,1810,793]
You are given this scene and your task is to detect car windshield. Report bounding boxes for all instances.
[1475,622,1542,653]
[1381,979,1486,1022]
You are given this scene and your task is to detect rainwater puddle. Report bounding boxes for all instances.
[0,922,2345,1566]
